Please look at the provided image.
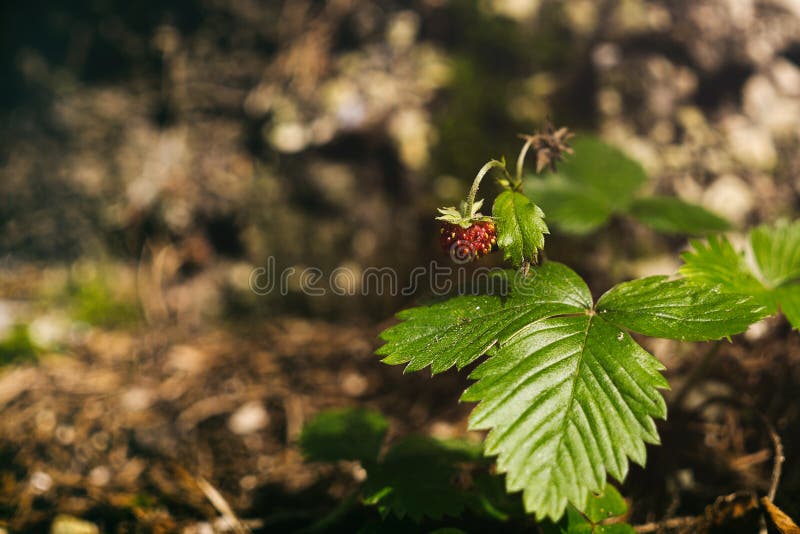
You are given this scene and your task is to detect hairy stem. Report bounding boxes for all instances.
[464,159,509,216]
[516,135,536,182]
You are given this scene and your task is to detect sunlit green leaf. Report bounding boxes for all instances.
[751,220,800,286]
[776,285,800,330]
[679,236,768,303]
[493,190,549,267]
[377,262,591,374]
[462,315,667,520]
[596,276,767,341]
[680,229,800,330]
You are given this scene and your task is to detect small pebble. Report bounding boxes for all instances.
[30,471,52,493]
[55,425,76,445]
[340,371,368,397]
[88,466,111,487]
[51,515,99,534]
[182,523,214,534]
[240,474,258,490]
[228,401,269,435]
[121,387,153,412]
[352,465,367,482]
[35,410,57,434]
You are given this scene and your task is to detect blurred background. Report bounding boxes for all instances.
[1,0,800,531]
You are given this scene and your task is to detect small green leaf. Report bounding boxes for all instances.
[750,220,800,286]
[582,484,628,523]
[543,484,635,533]
[596,276,766,341]
[493,190,549,267]
[462,315,667,520]
[300,408,389,464]
[628,196,730,235]
[377,262,591,375]
[363,436,477,521]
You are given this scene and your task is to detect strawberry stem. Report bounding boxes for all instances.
[516,135,536,182]
[464,159,509,218]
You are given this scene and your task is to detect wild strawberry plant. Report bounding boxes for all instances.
[375,124,776,522]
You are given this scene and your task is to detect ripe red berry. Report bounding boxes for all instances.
[439,221,497,262]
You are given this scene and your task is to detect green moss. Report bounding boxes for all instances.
[70,277,141,328]
[0,324,39,366]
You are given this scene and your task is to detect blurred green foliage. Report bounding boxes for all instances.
[0,324,39,366]
[525,136,730,235]
[300,408,389,465]
[431,0,579,181]
[68,276,140,328]
[299,407,525,528]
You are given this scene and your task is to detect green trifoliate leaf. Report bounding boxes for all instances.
[363,436,480,521]
[462,315,667,520]
[750,219,800,286]
[525,136,727,237]
[524,180,614,234]
[680,230,800,329]
[596,276,767,341]
[628,196,730,235]
[493,190,549,267]
[524,136,646,233]
[377,262,591,374]
[555,136,647,206]
[300,408,389,464]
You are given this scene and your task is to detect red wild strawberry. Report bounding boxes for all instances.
[436,160,505,262]
[439,221,497,262]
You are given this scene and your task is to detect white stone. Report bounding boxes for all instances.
[228,401,269,435]
[121,387,153,412]
[88,466,111,487]
[30,471,53,493]
[702,174,754,225]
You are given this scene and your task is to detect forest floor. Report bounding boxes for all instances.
[0,311,798,532]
